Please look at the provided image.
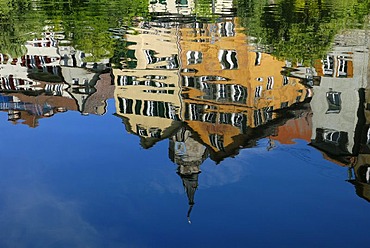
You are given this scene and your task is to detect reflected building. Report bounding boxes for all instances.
[304,28,370,202]
[58,42,111,114]
[348,155,370,202]
[111,8,315,219]
[310,29,370,165]
[0,31,114,126]
[0,93,70,127]
[113,14,313,158]
[0,33,71,127]
[270,103,313,145]
[178,17,312,162]
[339,30,370,201]
[113,20,183,148]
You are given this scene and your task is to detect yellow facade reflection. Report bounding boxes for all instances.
[178,18,310,157]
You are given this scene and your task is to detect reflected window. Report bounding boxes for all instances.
[217,84,226,100]
[232,85,247,103]
[176,0,187,5]
[144,50,158,64]
[263,106,273,122]
[209,134,225,151]
[324,130,341,144]
[336,56,352,78]
[326,91,341,114]
[219,112,232,125]
[280,101,289,109]
[315,128,349,153]
[255,86,262,98]
[125,49,137,68]
[203,112,217,123]
[118,97,133,114]
[167,55,179,69]
[323,55,334,77]
[219,112,244,127]
[218,21,235,37]
[8,110,21,121]
[137,125,148,137]
[255,52,261,66]
[283,76,289,85]
[218,50,238,69]
[150,128,162,138]
[266,77,274,90]
[232,113,243,127]
[186,51,202,65]
[254,110,262,127]
[186,103,202,121]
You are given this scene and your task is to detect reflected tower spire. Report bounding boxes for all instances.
[169,126,208,223]
[178,172,199,224]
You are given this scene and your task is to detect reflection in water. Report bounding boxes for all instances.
[0,30,112,127]
[112,10,315,218]
[348,157,370,202]
[170,126,207,223]
[0,0,370,225]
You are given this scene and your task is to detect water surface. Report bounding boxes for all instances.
[0,0,370,247]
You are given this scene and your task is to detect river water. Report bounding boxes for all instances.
[0,0,369,247]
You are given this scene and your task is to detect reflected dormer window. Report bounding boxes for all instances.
[137,125,148,137]
[324,130,341,144]
[150,128,162,138]
[326,91,341,114]
[218,50,238,69]
[313,128,348,151]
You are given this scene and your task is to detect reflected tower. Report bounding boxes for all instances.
[169,126,208,223]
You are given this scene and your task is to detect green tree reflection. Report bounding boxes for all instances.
[0,0,149,60]
[0,0,42,57]
[237,0,370,65]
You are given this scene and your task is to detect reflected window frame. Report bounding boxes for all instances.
[326,91,341,114]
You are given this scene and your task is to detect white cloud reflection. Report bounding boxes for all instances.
[0,171,99,248]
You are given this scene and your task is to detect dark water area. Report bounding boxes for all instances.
[0,0,370,247]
